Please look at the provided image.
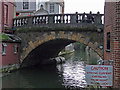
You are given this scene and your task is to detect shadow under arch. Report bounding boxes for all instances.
[20,31,103,67]
[21,39,75,67]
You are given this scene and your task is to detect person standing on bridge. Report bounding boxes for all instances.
[82,12,87,23]
[87,11,94,23]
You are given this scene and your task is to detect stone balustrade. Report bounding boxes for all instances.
[13,12,104,28]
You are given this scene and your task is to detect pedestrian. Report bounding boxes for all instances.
[87,11,94,23]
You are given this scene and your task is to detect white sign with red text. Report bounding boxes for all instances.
[86,65,113,86]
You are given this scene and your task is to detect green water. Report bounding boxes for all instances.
[2,48,100,89]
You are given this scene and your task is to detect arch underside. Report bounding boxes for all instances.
[21,39,75,67]
[19,31,103,67]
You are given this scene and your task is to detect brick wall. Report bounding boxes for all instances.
[0,1,2,32]
[0,2,3,67]
[2,42,20,66]
[104,1,120,87]
[3,2,15,28]
[112,2,120,87]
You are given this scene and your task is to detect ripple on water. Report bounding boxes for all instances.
[57,60,87,88]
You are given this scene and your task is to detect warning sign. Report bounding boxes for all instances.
[86,65,113,86]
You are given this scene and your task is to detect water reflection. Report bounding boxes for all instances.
[2,65,64,88]
[2,46,100,89]
[57,52,87,89]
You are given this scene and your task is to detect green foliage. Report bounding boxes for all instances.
[2,34,9,40]
[0,33,9,41]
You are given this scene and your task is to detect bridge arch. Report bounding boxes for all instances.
[18,31,103,67]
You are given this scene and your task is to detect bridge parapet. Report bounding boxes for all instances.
[13,12,104,29]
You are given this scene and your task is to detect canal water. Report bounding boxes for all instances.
[2,46,100,89]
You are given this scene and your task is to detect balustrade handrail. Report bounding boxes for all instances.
[13,13,104,19]
[13,13,104,28]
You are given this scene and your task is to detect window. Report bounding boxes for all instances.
[107,32,110,50]
[4,4,8,25]
[14,44,17,54]
[50,4,54,13]
[23,0,29,9]
[2,43,7,55]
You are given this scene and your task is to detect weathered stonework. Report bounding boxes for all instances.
[13,13,104,67]
[16,30,104,64]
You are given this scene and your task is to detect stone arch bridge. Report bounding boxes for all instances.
[13,13,104,67]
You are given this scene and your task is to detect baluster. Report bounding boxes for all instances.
[57,16,59,23]
[79,15,82,23]
[20,19,22,26]
[37,17,39,24]
[35,17,37,25]
[44,16,46,24]
[23,18,26,25]
[54,16,56,23]
[46,16,49,24]
[39,16,41,24]
[25,18,28,25]
[13,19,15,27]
[68,15,71,23]
[43,16,45,24]
[14,19,16,27]
[78,15,81,23]
[18,19,20,26]
[59,15,61,23]
[36,17,38,24]
[39,17,41,24]
[34,17,36,24]
[24,18,26,25]
[33,17,35,24]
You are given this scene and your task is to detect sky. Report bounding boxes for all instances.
[38,0,105,14]
[64,0,105,14]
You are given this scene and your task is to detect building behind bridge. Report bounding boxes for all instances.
[16,0,64,17]
[0,1,21,72]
